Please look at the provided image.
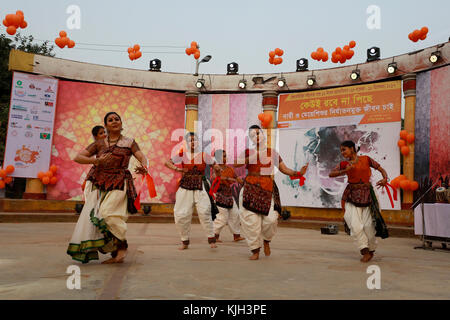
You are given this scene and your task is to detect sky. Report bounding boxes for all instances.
[1,0,449,75]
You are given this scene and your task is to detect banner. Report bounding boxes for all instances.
[3,72,58,178]
[278,81,401,129]
[276,81,402,210]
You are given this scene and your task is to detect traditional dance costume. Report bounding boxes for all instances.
[172,151,216,245]
[67,136,139,263]
[239,148,282,252]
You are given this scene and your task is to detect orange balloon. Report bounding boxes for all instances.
[258,113,265,121]
[42,176,50,185]
[336,47,342,54]
[322,52,328,62]
[20,20,27,29]
[339,56,346,64]
[401,145,410,156]
[128,47,133,53]
[55,38,64,48]
[399,180,409,190]
[37,171,45,179]
[412,29,421,40]
[331,55,338,63]
[134,44,140,51]
[343,45,350,51]
[349,40,356,48]
[50,165,58,173]
[194,51,200,59]
[191,41,198,48]
[135,51,142,59]
[397,175,407,181]
[4,176,13,184]
[0,180,5,189]
[420,26,428,36]
[419,33,427,41]
[269,57,274,64]
[0,169,6,179]
[343,50,352,59]
[2,19,8,27]
[50,177,58,185]
[269,51,275,58]
[278,57,283,64]
[348,49,354,58]
[406,133,415,144]
[129,52,136,60]
[264,113,273,124]
[11,14,21,27]
[311,52,317,60]
[317,47,324,52]
[397,139,406,148]
[46,171,54,178]
[399,130,408,140]
[185,48,190,55]
[275,48,282,56]
[410,181,419,191]
[5,14,16,25]
[6,25,16,35]
[408,33,414,41]
[278,49,284,56]
[390,179,400,189]
[16,10,24,17]
[5,165,14,174]
[59,30,67,37]
[60,37,69,47]
[68,40,75,48]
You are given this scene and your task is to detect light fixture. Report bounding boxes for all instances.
[387,62,397,74]
[149,59,161,71]
[277,77,286,88]
[195,79,205,89]
[350,69,360,80]
[238,79,247,89]
[366,47,380,62]
[307,75,316,86]
[296,58,308,71]
[429,51,441,63]
[227,62,239,75]
[194,55,212,76]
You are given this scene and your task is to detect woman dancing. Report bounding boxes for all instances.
[211,149,245,243]
[165,132,218,250]
[67,112,148,264]
[329,140,389,263]
[236,125,308,260]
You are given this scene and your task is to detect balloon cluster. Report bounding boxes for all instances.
[390,174,419,191]
[408,27,428,42]
[127,44,142,60]
[397,129,415,156]
[55,31,75,49]
[310,47,328,62]
[2,10,27,35]
[331,40,356,64]
[0,165,15,189]
[37,165,58,185]
[268,48,284,65]
[258,113,273,128]
[185,41,200,60]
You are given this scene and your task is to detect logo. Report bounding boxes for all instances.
[10,122,22,128]
[27,94,37,97]
[32,115,39,121]
[44,94,51,98]
[11,114,23,119]
[45,101,54,107]
[29,83,42,91]
[29,83,35,89]
[30,106,38,114]
[34,126,43,130]
[24,114,30,121]
[14,90,26,97]
[12,105,27,112]
[40,133,51,140]
[11,130,18,136]
[26,124,32,129]
[41,110,51,114]
[15,80,23,88]
[44,127,51,131]
[45,86,54,93]
[14,145,40,164]
[25,131,33,138]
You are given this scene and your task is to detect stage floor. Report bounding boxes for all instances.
[0,222,448,300]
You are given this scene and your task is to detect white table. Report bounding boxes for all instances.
[414,203,450,238]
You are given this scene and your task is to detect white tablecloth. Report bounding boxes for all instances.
[414,203,450,237]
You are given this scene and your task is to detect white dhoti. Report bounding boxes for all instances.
[344,202,377,251]
[173,186,215,243]
[239,190,278,251]
[214,199,241,236]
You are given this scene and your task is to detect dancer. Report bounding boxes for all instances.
[81,125,106,194]
[67,112,148,264]
[329,140,389,263]
[165,132,218,250]
[211,149,245,243]
[236,125,308,260]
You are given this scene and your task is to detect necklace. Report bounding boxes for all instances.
[108,135,121,147]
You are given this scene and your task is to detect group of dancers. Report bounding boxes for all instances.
[67,112,389,264]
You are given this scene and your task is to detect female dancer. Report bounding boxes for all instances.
[81,125,106,194]
[67,112,148,264]
[211,149,245,243]
[236,125,308,260]
[165,132,218,250]
[329,140,389,262]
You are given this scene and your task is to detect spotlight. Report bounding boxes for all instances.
[195,79,205,89]
[277,77,286,88]
[143,205,151,215]
[307,75,316,86]
[350,69,360,80]
[296,58,308,71]
[238,79,247,89]
[366,47,380,62]
[387,62,397,74]
[149,59,161,71]
[227,62,239,75]
[75,203,84,214]
[429,51,441,63]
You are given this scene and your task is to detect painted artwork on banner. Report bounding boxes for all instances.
[3,72,58,178]
[276,81,402,210]
[46,81,185,202]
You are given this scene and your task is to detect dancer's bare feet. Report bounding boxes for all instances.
[179,244,189,250]
[101,257,116,264]
[360,248,371,262]
[367,251,375,262]
[263,241,271,256]
[233,235,245,242]
[114,248,127,263]
[210,243,217,248]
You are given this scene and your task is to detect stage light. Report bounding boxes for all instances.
[429,51,441,63]
[238,79,247,89]
[350,69,360,80]
[387,62,397,74]
[227,62,239,75]
[307,75,316,86]
[366,47,380,62]
[195,79,205,89]
[149,59,161,71]
[296,58,308,71]
[277,77,286,88]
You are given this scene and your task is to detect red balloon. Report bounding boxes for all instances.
[20,20,27,29]
[2,19,8,27]
[135,51,142,59]
[408,33,414,41]
[60,37,69,47]
[194,51,200,59]
[68,40,75,48]
[401,145,410,156]
[264,113,273,123]
[390,179,400,189]
[311,52,317,60]
[269,51,276,58]
[50,177,58,185]
[59,31,67,38]
[400,180,410,190]
[275,48,282,56]
[419,33,427,41]
[191,41,198,48]
[420,26,428,36]
[343,45,350,51]
[339,56,346,64]
[133,44,140,52]
[278,49,284,56]
[331,56,338,63]
[5,165,14,174]
[42,176,50,185]
[278,57,283,64]
[406,133,415,144]
[336,47,342,54]
[269,57,274,64]
[410,181,419,191]
[348,50,354,58]
[399,130,408,140]
[16,10,24,17]
[397,139,406,148]
[46,171,53,178]
[258,113,265,121]
[37,171,45,179]
[349,40,356,48]
[0,180,5,189]
[4,176,13,184]
[0,169,6,179]
[50,165,58,173]
[317,47,324,52]
[322,52,328,62]
[128,47,134,54]
[343,50,352,59]
[129,52,136,60]
[412,29,421,40]
[6,26,16,35]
